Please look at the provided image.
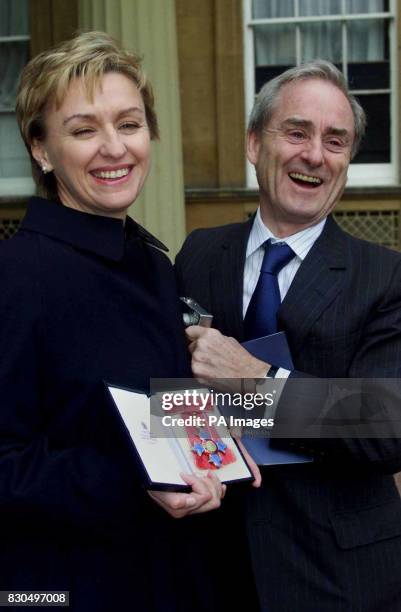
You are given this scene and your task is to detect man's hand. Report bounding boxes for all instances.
[186,325,270,380]
[148,471,226,518]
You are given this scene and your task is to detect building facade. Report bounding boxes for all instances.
[1,0,401,253]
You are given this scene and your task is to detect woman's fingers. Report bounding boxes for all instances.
[148,471,226,518]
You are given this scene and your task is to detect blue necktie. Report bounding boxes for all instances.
[244,240,295,341]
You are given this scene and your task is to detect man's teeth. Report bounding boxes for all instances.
[289,172,322,185]
[93,168,130,179]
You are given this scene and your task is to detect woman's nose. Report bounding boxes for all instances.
[99,130,127,158]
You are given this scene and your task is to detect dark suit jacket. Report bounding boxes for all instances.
[176,215,401,612]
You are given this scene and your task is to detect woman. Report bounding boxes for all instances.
[0,31,224,611]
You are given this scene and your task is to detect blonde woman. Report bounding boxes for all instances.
[0,31,224,611]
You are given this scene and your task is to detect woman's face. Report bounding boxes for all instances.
[32,72,151,219]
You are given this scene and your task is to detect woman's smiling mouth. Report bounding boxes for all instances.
[91,165,133,182]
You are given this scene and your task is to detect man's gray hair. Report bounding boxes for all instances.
[248,59,366,158]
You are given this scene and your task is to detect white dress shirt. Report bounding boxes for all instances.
[243,208,326,377]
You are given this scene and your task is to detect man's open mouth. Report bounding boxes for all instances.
[288,172,323,188]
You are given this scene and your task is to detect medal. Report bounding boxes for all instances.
[162,391,236,470]
[191,427,228,468]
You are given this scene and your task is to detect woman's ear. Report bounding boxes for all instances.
[31,140,53,174]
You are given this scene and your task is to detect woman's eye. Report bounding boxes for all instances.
[119,122,140,131]
[73,128,95,137]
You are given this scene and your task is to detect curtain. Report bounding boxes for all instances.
[253,0,386,67]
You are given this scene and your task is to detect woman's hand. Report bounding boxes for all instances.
[234,436,262,488]
[148,471,226,518]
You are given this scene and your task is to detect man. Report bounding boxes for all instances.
[176,61,401,611]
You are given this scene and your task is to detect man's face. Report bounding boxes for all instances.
[247,78,355,236]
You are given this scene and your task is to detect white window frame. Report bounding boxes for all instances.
[0,29,36,197]
[243,0,398,188]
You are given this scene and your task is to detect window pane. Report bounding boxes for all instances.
[0,114,31,178]
[300,22,342,63]
[345,0,387,14]
[348,61,389,89]
[352,94,390,163]
[252,0,294,19]
[0,30,30,178]
[348,19,388,63]
[254,25,296,67]
[0,41,29,109]
[254,24,295,92]
[255,65,293,93]
[299,0,342,16]
[0,0,29,36]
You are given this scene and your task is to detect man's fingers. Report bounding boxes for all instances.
[185,325,209,341]
[187,340,197,354]
[186,326,269,379]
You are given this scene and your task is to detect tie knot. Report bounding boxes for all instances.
[261,240,294,275]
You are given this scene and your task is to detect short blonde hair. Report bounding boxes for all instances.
[16,30,159,200]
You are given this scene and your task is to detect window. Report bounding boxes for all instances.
[0,0,34,196]
[243,0,398,187]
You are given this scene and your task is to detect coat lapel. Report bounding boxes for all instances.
[279,216,348,354]
[209,219,252,341]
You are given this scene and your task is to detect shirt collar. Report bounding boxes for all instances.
[246,207,326,261]
[21,197,168,261]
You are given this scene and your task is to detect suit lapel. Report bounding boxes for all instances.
[279,216,348,354]
[209,219,252,341]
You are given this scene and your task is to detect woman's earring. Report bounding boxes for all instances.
[41,163,48,174]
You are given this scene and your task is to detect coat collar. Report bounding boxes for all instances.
[21,197,168,261]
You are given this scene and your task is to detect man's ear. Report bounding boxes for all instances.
[246,130,261,165]
[31,139,53,173]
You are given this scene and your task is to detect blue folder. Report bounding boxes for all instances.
[241,332,312,466]
[242,331,294,370]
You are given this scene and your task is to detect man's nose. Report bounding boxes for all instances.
[99,130,127,158]
[300,136,324,167]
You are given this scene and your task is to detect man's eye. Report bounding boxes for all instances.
[326,138,347,151]
[287,130,306,141]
